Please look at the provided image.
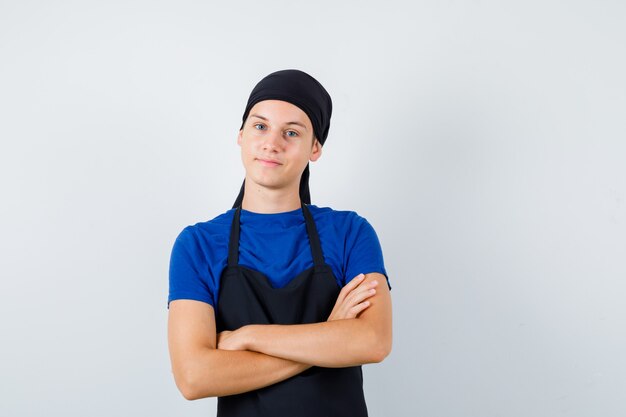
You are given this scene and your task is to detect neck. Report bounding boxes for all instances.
[241,178,303,214]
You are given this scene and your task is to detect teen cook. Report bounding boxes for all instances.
[167,69,392,417]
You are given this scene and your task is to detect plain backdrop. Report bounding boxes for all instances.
[1,1,625,416]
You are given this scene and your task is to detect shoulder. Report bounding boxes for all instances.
[307,204,373,231]
[173,208,236,251]
[309,204,388,288]
[309,205,383,257]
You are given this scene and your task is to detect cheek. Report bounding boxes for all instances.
[241,139,257,153]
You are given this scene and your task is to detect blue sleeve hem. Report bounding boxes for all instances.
[167,292,214,309]
[345,268,392,291]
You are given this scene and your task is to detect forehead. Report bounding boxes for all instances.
[248,100,311,126]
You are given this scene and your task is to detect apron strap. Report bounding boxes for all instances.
[227,206,242,266]
[301,202,326,267]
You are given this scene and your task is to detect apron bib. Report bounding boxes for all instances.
[215,202,368,417]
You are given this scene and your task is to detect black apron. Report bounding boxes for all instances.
[215,202,368,417]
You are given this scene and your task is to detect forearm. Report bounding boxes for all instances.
[183,348,311,400]
[245,319,384,368]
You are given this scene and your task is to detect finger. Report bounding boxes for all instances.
[349,287,377,306]
[346,282,378,304]
[339,273,365,299]
[338,291,374,319]
[345,279,377,301]
[344,273,365,292]
[347,301,371,319]
[354,278,379,292]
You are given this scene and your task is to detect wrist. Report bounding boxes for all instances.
[242,324,257,351]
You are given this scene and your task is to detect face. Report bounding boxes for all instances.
[237,99,322,193]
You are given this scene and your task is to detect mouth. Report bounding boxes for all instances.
[256,158,282,167]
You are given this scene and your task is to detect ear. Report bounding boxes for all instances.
[237,129,243,146]
[309,138,322,162]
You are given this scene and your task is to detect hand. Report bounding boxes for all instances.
[216,328,248,351]
[327,273,379,321]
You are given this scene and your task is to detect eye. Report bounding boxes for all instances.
[253,123,266,130]
[286,130,299,137]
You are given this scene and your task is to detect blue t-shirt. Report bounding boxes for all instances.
[168,204,390,309]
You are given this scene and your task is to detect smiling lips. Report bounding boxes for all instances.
[256,158,282,167]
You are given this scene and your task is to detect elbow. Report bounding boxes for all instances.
[358,321,392,364]
[174,368,200,401]
[180,384,199,401]
[173,363,217,400]
[369,340,391,363]
[179,378,202,401]
[181,388,210,402]
[367,329,392,364]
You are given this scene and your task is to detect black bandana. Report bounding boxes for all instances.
[232,69,332,208]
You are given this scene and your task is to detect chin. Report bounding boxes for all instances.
[248,174,293,189]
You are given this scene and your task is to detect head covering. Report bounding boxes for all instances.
[232,69,333,208]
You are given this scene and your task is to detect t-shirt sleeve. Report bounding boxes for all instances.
[167,227,215,309]
[343,213,392,290]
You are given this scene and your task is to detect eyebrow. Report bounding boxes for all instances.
[249,114,308,130]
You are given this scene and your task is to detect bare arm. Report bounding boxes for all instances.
[168,274,377,400]
[168,299,312,400]
[220,272,393,367]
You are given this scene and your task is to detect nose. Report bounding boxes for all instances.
[262,129,283,151]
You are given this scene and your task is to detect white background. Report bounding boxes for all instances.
[1,1,625,416]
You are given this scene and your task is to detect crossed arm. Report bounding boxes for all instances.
[167,272,392,400]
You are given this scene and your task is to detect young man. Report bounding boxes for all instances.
[167,69,392,417]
